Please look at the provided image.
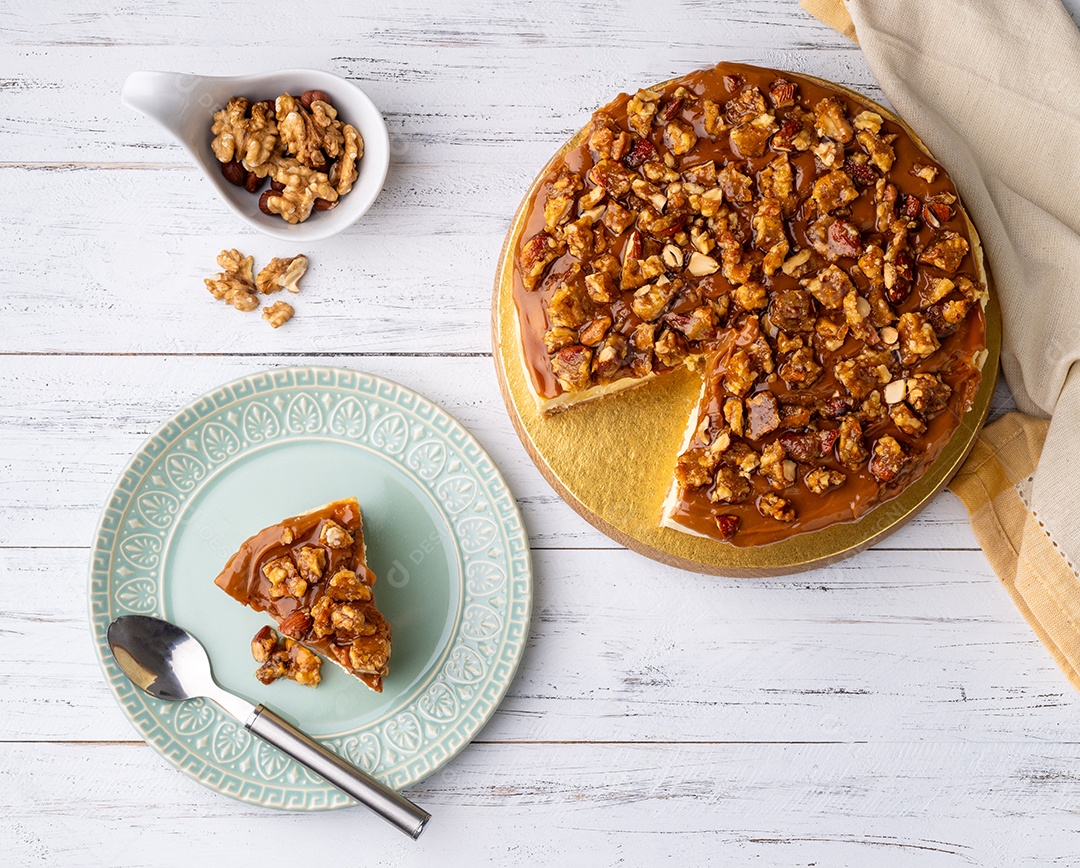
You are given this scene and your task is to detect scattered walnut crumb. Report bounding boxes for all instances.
[262,300,295,329]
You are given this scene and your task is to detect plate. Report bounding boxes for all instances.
[89,366,531,810]
[491,69,1000,576]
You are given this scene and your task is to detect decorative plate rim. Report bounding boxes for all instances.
[88,365,533,811]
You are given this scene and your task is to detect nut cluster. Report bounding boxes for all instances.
[251,625,322,687]
[517,68,986,541]
[211,89,364,224]
[204,249,307,327]
[258,519,390,680]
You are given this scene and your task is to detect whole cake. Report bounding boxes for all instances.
[510,62,988,546]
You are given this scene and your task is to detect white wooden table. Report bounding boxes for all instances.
[4,1,1080,864]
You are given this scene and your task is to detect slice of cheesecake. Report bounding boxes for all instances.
[214,497,391,692]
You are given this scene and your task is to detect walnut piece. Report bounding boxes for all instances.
[262,301,294,329]
[252,626,322,688]
[319,519,354,549]
[757,492,796,522]
[805,467,846,495]
[205,249,259,312]
[256,255,308,294]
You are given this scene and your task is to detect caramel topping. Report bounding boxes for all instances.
[511,62,986,546]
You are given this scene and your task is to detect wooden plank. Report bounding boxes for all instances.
[4,545,1071,744]
[1,740,1078,865]
[0,354,998,550]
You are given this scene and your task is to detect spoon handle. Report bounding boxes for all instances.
[247,704,430,838]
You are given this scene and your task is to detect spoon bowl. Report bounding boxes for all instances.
[122,68,390,241]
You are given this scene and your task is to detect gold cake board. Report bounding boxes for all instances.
[491,73,1001,577]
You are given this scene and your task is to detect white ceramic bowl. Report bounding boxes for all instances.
[122,68,390,242]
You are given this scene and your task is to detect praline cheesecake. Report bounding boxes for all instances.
[214,498,391,691]
[511,62,988,546]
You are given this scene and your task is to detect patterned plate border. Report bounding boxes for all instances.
[88,366,532,810]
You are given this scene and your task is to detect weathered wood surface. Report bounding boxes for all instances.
[4,0,1080,864]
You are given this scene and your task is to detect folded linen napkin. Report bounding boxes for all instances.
[801,0,1080,688]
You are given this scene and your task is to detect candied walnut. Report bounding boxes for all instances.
[724,348,756,396]
[853,111,883,133]
[882,223,914,304]
[627,88,661,136]
[584,271,618,304]
[758,155,795,213]
[603,199,636,235]
[330,602,371,638]
[327,568,373,602]
[814,315,849,352]
[546,269,592,329]
[912,162,939,183]
[757,492,795,522]
[835,348,893,399]
[702,100,729,137]
[723,397,745,436]
[319,519,354,549]
[906,373,952,416]
[718,163,754,205]
[806,264,854,310]
[843,290,879,345]
[780,403,813,429]
[857,389,887,423]
[564,215,599,260]
[837,417,868,470]
[593,334,627,380]
[665,306,717,341]
[919,231,970,273]
[683,161,716,186]
[731,281,766,312]
[295,546,326,583]
[205,248,259,312]
[551,345,593,391]
[579,315,612,347]
[654,328,689,368]
[664,119,698,155]
[589,159,635,198]
[632,278,680,322]
[349,636,391,675]
[689,186,725,217]
[725,86,767,125]
[676,446,722,489]
[869,435,907,482]
[890,402,926,436]
[856,129,896,172]
[519,231,564,291]
[543,326,577,353]
[262,301,293,329]
[813,97,854,143]
[813,139,844,169]
[811,169,859,214]
[781,248,817,278]
[329,123,363,196]
[711,465,753,504]
[770,289,816,333]
[745,390,781,440]
[776,331,803,354]
[622,252,665,292]
[779,346,823,390]
[253,627,322,687]
[760,441,796,490]
[256,255,308,295]
[310,595,335,638]
[897,312,940,366]
[752,197,789,275]
[588,116,632,161]
[923,277,955,307]
[730,113,778,158]
[858,244,885,282]
[805,467,846,495]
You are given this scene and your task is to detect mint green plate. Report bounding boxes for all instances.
[89,366,532,810]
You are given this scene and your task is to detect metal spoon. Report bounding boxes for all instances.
[107,614,430,838]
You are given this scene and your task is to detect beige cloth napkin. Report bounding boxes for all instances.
[801,0,1080,688]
